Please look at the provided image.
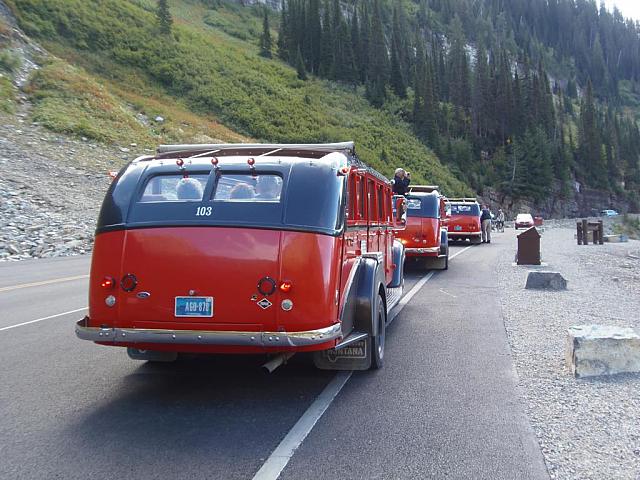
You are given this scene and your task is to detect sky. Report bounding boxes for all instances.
[604,0,640,21]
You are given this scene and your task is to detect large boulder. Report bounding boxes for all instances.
[566,325,640,378]
[525,271,567,290]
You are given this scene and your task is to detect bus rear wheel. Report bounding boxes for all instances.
[370,293,386,369]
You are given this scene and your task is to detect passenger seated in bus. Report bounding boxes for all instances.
[255,176,281,201]
[229,183,255,200]
[176,177,204,200]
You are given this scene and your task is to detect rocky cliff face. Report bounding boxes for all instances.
[481,180,636,220]
[233,0,281,10]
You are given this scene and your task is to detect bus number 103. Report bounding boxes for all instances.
[196,206,212,216]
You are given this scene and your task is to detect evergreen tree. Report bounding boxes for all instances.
[319,0,334,78]
[448,16,471,111]
[413,39,427,136]
[303,0,322,73]
[277,0,289,60]
[259,9,273,58]
[357,2,371,83]
[156,0,173,35]
[389,2,407,98]
[579,79,607,188]
[366,0,389,106]
[472,42,490,139]
[295,46,307,80]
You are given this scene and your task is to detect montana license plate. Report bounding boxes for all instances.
[175,296,214,317]
[454,225,462,231]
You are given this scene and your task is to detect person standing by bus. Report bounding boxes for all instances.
[480,204,492,243]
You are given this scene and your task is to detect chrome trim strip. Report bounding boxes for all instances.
[405,247,440,254]
[76,320,342,348]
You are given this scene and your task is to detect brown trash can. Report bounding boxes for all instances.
[517,227,541,265]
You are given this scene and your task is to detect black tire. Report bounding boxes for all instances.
[442,251,449,270]
[370,293,386,369]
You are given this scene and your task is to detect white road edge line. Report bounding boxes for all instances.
[0,274,89,293]
[0,307,87,332]
[252,244,474,480]
[252,370,352,480]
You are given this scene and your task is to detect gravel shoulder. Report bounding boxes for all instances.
[0,110,145,261]
[497,225,640,480]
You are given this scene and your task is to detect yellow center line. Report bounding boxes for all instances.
[0,274,90,293]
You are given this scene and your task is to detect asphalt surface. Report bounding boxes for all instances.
[0,237,548,480]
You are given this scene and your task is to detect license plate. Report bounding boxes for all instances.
[175,296,214,317]
[454,225,462,231]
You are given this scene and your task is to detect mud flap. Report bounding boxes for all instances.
[312,338,371,370]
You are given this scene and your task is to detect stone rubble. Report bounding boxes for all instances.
[0,112,137,262]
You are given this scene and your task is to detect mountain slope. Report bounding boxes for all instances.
[3,0,470,195]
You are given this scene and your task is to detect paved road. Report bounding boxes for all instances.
[0,237,548,479]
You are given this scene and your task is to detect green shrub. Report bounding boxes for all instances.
[613,214,640,239]
[0,75,16,113]
[0,49,22,73]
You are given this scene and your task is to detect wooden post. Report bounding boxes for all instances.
[598,220,604,245]
[582,219,589,245]
[577,222,583,245]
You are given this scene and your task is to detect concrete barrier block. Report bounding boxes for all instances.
[525,271,567,290]
[566,325,640,378]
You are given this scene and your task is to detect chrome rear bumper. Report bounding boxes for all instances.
[447,231,481,237]
[75,319,342,348]
[405,246,440,254]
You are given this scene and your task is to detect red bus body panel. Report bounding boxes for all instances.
[448,214,481,238]
[89,228,343,354]
[398,217,441,257]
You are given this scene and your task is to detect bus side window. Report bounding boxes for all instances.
[368,179,376,224]
[385,188,392,223]
[357,177,365,221]
[377,184,384,223]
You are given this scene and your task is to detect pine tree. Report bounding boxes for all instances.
[357,2,370,83]
[472,42,490,139]
[319,0,334,78]
[448,16,471,111]
[579,79,607,188]
[389,2,407,98]
[277,0,289,60]
[295,46,307,80]
[259,9,273,58]
[306,0,322,74]
[413,39,427,137]
[156,0,173,35]
[366,0,389,106]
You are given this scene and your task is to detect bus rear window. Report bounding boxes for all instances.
[140,175,209,202]
[451,204,480,216]
[407,198,422,210]
[214,174,283,202]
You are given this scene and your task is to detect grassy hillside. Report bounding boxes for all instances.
[25,57,248,146]
[5,0,470,195]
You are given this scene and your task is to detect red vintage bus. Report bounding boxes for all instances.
[447,198,482,245]
[76,143,406,371]
[396,185,450,270]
